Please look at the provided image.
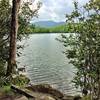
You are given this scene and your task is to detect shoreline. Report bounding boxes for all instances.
[0,84,76,100]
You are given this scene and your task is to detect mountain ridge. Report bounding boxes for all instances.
[33,21,65,28]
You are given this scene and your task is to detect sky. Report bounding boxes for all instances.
[31,0,89,23]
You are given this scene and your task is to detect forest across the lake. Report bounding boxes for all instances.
[28,23,80,33]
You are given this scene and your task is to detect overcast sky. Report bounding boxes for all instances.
[31,0,89,23]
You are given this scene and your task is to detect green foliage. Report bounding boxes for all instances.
[18,1,41,38]
[0,62,6,76]
[59,0,100,99]
[0,0,40,62]
[0,0,40,86]
[33,26,50,33]
[0,76,11,87]
[2,86,11,94]
[82,95,91,100]
[0,85,15,96]
[0,74,30,87]
[0,0,11,75]
[49,24,67,33]
[11,75,30,86]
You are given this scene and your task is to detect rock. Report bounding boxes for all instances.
[15,96,28,100]
[73,95,81,100]
[40,96,56,100]
[26,84,64,99]
[0,92,3,96]
[62,95,74,100]
[0,96,14,100]
[11,85,35,99]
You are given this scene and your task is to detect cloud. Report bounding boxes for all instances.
[31,0,89,22]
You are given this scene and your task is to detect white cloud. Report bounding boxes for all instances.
[31,0,89,22]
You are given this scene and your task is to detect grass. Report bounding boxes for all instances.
[0,85,13,95]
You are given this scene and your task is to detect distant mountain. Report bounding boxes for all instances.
[33,21,65,28]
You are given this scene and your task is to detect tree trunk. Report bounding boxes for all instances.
[6,0,20,76]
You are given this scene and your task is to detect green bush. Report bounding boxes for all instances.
[0,76,11,87]
[12,75,30,86]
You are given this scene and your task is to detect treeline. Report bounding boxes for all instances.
[29,23,79,33]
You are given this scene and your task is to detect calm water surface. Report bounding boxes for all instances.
[18,33,78,95]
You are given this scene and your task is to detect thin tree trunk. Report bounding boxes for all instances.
[6,0,20,76]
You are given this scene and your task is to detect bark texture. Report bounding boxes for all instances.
[6,0,20,76]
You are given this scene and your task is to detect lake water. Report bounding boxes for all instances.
[17,33,78,95]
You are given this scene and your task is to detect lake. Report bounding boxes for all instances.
[17,33,78,95]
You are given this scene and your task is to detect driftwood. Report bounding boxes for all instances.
[11,85,35,99]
